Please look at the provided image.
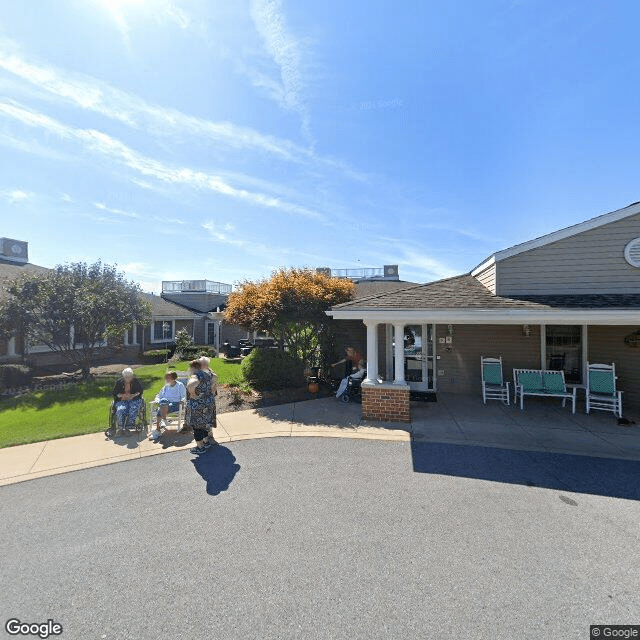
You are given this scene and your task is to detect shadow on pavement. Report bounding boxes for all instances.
[190,445,240,495]
[411,441,640,500]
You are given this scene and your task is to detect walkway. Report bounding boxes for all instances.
[1,393,639,487]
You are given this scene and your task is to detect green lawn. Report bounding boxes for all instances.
[0,359,245,448]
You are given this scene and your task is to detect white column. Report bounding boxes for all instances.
[7,337,16,357]
[385,324,394,380]
[124,330,129,346]
[364,321,379,384]
[393,323,405,384]
[132,323,138,345]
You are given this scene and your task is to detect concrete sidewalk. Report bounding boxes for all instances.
[2,394,640,487]
[0,398,410,487]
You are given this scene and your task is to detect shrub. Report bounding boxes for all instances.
[180,345,216,360]
[175,329,194,358]
[0,364,33,389]
[142,349,169,364]
[241,348,304,390]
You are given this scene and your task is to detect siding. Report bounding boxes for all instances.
[435,324,541,395]
[219,321,249,345]
[587,325,640,410]
[474,262,497,293]
[497,213,640,295]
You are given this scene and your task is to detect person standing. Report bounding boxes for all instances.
[186,359,215,454]
[332,346,363,377]
[112,367,143,435]
[198,355,219,444]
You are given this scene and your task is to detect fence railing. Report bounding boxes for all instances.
[162,280,232,294]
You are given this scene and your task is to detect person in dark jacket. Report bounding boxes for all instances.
[112,367,143,435]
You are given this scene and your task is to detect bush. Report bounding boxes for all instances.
[142,349,169,364]
[241,348,304,390]
[0,364,33,389]
[175,329,194,358]
[180,345,216,360]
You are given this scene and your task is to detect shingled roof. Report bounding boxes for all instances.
[333,274,640,311]
[142,293,200,318]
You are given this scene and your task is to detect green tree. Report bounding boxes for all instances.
[224,268,355,366]
[0,261,151,377]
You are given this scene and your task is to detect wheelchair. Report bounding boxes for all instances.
[106,398,147,438]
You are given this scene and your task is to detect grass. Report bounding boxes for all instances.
[0,359,245,448]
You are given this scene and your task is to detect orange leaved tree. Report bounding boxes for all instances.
[224,268,355,366]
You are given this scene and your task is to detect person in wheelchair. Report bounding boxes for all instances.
[335,359,366,401]
[149,371,186,443]
[112,367,143,435]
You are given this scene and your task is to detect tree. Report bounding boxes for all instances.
[224,268,355,366]
[0,261,152,377]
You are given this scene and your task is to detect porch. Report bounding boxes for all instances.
[407,393,640,460]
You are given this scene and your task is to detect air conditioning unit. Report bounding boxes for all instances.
[316,267,331,277]
[0,238,28,263]
[383,264,399,279]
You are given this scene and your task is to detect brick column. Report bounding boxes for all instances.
[361,382,411,423]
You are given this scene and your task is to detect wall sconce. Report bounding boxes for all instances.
[447,324,454,336]
[522,324,531,337]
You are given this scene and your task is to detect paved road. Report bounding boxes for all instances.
[1,438,639,640]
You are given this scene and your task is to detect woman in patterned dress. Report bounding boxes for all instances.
[186,360,215,454]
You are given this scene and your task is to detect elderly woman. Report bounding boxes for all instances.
[185,359,216,454]
[112,367,143,435]
[198,355,219,442]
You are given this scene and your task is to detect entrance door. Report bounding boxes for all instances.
[206,322,218,346]
[403,324,436,391]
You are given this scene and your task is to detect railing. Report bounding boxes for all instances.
[162,280,232,294]
[330,268,385,279]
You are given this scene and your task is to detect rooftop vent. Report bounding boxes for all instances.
[0,238,28,263]
[624,238,640,268]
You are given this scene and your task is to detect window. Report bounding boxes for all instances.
[545,325,582,383]
[153,320,174,341]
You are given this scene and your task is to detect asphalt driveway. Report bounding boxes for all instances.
[1,438,639,640]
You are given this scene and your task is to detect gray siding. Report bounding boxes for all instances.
[497,213,640,295]
[587,325,640,409]
[435,324,541,395]
[474,262,497,293]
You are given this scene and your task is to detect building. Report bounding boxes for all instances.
[328,202,640,422]
[160,279,246,348]
[0,239,199,369]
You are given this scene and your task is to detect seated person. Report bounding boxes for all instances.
[332,346,364,377]
[149,371,186,443]
[335,359,366,398]
[112,367,143,435]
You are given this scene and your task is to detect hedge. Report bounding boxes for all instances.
[0,364,33,389]
[142,349,169,364]
[241,348,304,390]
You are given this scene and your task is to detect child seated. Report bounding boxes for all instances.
[149,371,186,442]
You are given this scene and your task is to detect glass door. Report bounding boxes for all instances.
[545,325,582,383]
[403,324,435,391]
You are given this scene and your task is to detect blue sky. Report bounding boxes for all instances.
[0,0,639,291]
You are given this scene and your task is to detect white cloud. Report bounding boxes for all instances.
[1,188,31,203]
[61,192,73,203]
[0,101,326,220]
[250,0,314,145]
[0,38,310,162]
[94,201,138,218]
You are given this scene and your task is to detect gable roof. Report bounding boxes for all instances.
[472,200,640,275]
[142,293,200,319]
[332,274,640,311]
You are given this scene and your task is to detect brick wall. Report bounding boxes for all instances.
[361,383,411,422]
